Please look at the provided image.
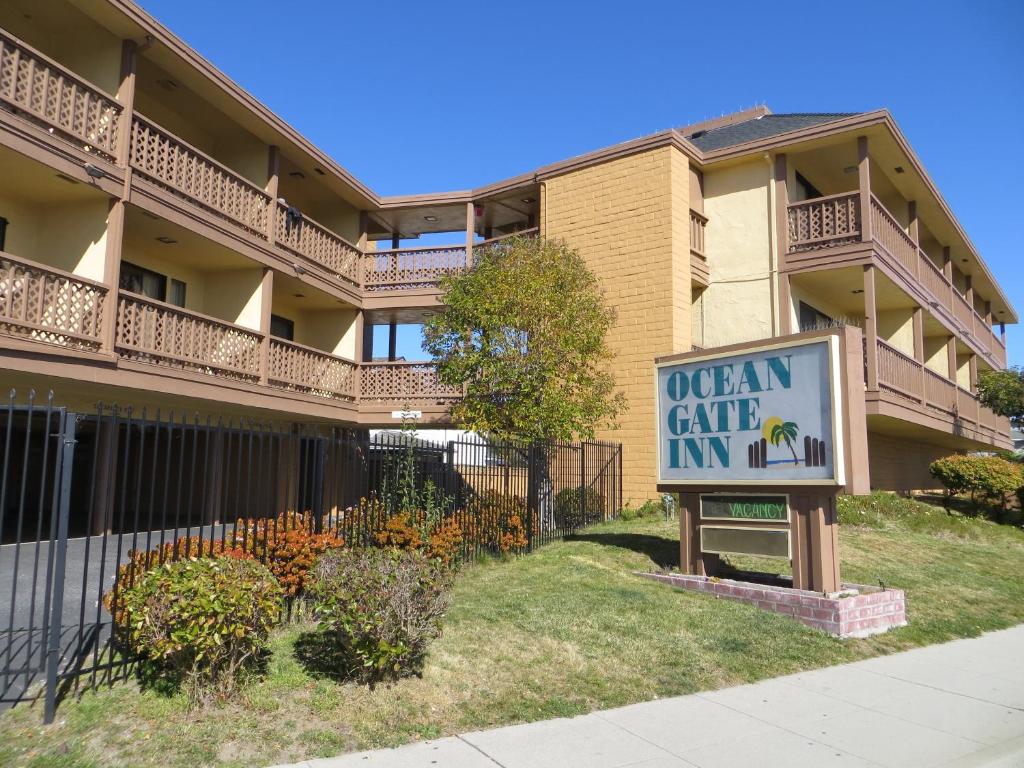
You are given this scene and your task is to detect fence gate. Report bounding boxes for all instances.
[0,395,76,722]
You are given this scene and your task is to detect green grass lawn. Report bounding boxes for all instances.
[2,494,1023,768]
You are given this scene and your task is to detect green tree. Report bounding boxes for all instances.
[770,421,800,465]
[424,235,625,442]
[977,368,1024,428]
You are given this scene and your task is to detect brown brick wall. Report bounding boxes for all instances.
[541,146,692,505]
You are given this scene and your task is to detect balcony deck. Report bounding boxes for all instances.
[786,191,1006,368]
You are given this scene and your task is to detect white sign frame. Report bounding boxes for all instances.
[655,335,845,486]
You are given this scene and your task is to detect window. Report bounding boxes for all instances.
[119,261,167,302]
[799,301,833,332]
[0,217,7,251]
[795,172,823,201]
[270,314,294,341]
[169,279,186,308]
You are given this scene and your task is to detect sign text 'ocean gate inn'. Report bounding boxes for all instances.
[656,336,845,485]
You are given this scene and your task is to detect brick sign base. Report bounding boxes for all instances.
[638,572,906,638]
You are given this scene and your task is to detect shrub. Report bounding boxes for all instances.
[554,487,605,527]
[233,512,344,598]
[634,499,663,519]
[117,557,282,703]
[618,505,638,521]
[929,454,1021,513]
[464,491,531,553]
[310,547,452,684]
[104,536,252,625]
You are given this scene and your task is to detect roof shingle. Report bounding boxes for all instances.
[681,113,860,152]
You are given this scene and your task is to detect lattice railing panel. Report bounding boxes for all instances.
[0,252,106,350]
[274,206,360,286]
[268,338,356,401]
[362,246,466,291]
[359,362,462,404]
[130,116,270,236]
[0,31,121,157]
[116,292,261,381]
[787,192,861,251]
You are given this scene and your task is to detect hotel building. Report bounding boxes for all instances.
[0,0,1014,504]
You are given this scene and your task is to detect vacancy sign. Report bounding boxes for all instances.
[656,336,844,485]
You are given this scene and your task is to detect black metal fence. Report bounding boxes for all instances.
[0,389,622,718]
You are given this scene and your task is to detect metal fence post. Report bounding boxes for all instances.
[312,436,326,532]
[526,443,537,550]
[43,411,76,724]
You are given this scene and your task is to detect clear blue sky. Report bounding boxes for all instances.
[140,0,1024,365]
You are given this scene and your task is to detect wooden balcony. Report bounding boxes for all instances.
[0,29,122,159]
[787,191,1006,367]
[115,291,264,382]
[362,244,468,293]
[0,251,108,352]
[360,361,462,405]
[267,337,357,401]
[129,115,272,238]
[274,205,361,288]
[870,337,1007,446]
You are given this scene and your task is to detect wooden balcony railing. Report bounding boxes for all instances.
[0,251,107,351]
[0,30,122,157]
[362,245,467,292]
[787,192,861,251]
[788,191,1006,367]
[869,195,918,276]
[274,205,361,287]
[115,291,263,381]
[359,361,462,404]
[689,210,707,258]
[130,115,271,236]
[268,337,357,401]
[870,337,1005,438]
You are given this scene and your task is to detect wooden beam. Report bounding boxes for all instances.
[863,265,878,391]
[857,136,871,242]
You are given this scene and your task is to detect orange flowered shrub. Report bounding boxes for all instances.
[372,510,465,567]
[374,513,424,550]
[426,518,464,566]
[463,491,532,554]
[233,512,344,598]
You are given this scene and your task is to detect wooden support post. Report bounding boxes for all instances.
[908,200,920,278]
[265,145,280,242]
[388,321,397,362]
[466,201,475,268]
[947,336,959,414]
[913,306,925,402]
[258,268,273,385]
[857,136,871,242]
[115,40,137,173]
[969,354,978,394]
[356,211,369,287]
[863,265,878,391]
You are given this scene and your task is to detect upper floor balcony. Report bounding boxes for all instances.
[777,133,1011,370]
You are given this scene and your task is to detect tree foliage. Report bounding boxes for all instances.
[424,236,625,442]
[977,367,1024,427]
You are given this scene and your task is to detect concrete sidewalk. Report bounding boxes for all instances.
[278,626,1024,768]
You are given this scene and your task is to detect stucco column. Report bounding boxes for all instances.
[863,265,878,391]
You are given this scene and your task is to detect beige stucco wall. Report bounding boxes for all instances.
[0,193,109,280]
[541,145,691,504]
[700,159,774,347]
[955,353,971,389]
[205,270,264,330]
[878,309,914,356]
[272,301,359,358]
[868,431,948,491]
[923,336,949,375]
[787,282,863,332]
[119,243,207,313]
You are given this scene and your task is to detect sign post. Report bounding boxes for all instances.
[655,328,868,593]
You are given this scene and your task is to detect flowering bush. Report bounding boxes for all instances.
[233,512,344,598]
[464,491,531,554]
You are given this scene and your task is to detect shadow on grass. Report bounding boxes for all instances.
[567,532,680,569]
[293,629,357,684]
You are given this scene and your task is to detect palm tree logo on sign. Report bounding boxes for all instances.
[747,416,827,469]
